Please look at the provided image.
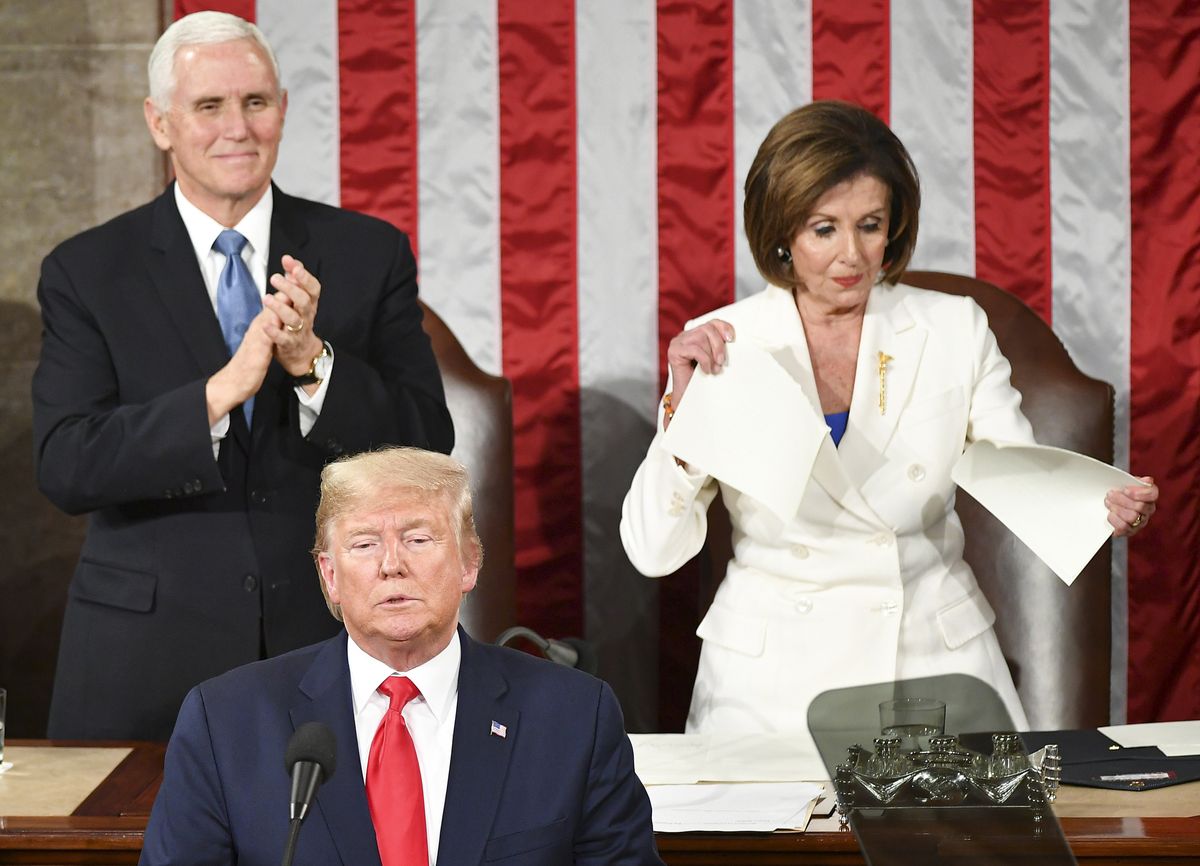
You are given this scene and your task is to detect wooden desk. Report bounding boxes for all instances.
[0,740,161,865]
[1,741,1198,864]
[657,816,1200,864]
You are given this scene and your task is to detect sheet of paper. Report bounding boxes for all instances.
[1099,720,1200,756]
[952,441,1144,585]
[662,340,826,523]
[704,733,830,782]
[627,734,707,785]
[630,733,830,786]
[647,781,823,832]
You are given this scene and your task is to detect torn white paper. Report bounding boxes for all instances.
[952,441,1144,585]
[662,340,826,523]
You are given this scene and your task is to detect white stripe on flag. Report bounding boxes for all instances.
[416,0,501,374]
[891,0,975,274]
[1048,0,1132,722]
[733,0,814,300]
[260,0,341,206]
[577,0,660,732]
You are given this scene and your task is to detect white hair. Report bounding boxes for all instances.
[147,11,281,111]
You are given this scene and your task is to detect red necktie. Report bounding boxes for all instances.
[366,676,428,866]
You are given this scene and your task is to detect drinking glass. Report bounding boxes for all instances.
[879,696,945,751]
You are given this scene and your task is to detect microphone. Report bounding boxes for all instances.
[495,626,599,675]
[281,722,337,866]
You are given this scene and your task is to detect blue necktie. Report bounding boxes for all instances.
[213,230,261,424]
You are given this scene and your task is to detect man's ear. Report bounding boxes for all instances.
[317,552,341,606]
[460,564,479,596]
[144,98,172,152]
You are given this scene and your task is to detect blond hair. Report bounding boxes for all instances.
[312,447,482,621]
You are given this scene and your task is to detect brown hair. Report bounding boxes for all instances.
[743,100,921,288]
[312,447,483,621]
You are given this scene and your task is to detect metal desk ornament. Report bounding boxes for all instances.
[809,676,1075,866]
[834,732,1062,825]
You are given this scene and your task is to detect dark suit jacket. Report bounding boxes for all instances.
[140,629,663,865]
[32,184,453,740]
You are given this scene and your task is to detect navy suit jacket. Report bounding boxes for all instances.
[140,629,663,865]
[33,184,453,740]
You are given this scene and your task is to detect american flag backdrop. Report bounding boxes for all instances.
[177,0,1199,731]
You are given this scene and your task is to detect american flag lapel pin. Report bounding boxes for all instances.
[490,719,507,739]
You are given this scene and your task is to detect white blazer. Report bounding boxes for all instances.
[620,282,1035,739]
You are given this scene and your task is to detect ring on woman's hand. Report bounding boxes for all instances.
[1131,514,1144,529]
[285,321,304,333]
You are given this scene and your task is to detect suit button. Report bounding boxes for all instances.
[871,532,894,547]
[907,463,926,482]
[795,598,813,613]
[791,544,810,560]
[243,574,259,592]
[250,489,268,504]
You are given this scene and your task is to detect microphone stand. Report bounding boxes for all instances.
[280,818,303,866]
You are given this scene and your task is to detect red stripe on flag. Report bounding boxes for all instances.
[972,0,1052,320]
[497,0,583,637]
[1127,2,1200,723]
[174,0,254,20]
[811,0,890,121]
[337,0,419,243]
[655,0,735,730]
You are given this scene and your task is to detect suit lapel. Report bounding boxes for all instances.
[145,187,230,379]
[289,633,382,866]
[837,285,927,493]
[145,186,254,450]
[436,629,518,865]
[749,287,882,527]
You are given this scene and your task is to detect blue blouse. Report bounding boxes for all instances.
[825,410,850,447]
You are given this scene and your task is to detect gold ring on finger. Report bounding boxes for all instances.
[286,320,305,334]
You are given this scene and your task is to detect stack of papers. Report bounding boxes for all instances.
[630,733,826,832]
[647,781,823,832]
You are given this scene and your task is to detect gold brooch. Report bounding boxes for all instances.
[878,352,893,415]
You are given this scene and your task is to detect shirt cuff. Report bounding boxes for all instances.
[295,352,335,437]
[210,413,230,461]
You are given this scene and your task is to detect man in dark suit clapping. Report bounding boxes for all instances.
[32,11,452,741]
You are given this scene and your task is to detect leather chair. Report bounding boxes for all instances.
[902,271,1114,729]
[698,273,1114,730]
[420,302,516,643]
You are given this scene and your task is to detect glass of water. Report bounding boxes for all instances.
[879,696,946,751]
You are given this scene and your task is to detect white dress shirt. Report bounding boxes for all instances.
[173,184,332,456]
[347,632,461,866]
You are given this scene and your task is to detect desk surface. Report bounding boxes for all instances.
[1,741,1198,865]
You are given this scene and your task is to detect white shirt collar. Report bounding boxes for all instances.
[174,182,273,267]
[346,630,461,724]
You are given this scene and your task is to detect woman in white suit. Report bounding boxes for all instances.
[620,101,1157,737]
